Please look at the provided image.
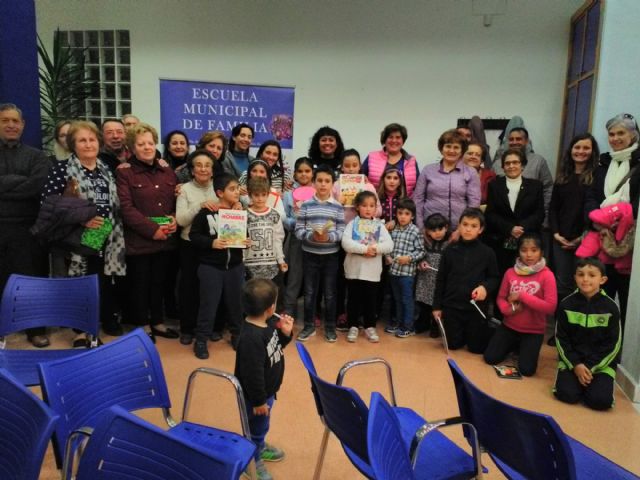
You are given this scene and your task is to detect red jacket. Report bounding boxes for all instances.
[497,266,557,334]
[116,158,177,255]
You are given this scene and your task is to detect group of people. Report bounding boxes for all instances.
[2,102,639,478]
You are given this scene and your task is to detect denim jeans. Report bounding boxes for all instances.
[246,396,275,460]
[389,274,415,331]
[302,251,339,329]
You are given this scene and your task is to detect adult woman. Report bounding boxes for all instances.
[117,123,179,341]
[549,133,599,300]
[49,119,72,163]
[162,130,190,181]
[413,129,480,234]
[485,148,545,274]
[39,121,126,343]
[195,131,228,180]
[219,123,254,177]
[176,150,219,345]
[307,126,344,175]
[363,123,419,197]
[463,141,496,209]
[240,140,293,193]
[585,113,640,324]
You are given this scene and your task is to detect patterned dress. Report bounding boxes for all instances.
[415,238,447,306]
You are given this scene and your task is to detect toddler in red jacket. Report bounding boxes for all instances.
[484,233,557,376]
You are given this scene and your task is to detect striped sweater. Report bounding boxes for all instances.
[295,195,345,254]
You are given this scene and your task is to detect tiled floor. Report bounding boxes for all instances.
[22,323,640,479]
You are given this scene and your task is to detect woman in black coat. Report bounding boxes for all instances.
[485,148,545,275]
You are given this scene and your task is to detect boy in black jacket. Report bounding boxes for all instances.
[189,173,250,359]
[235,278,294,480]
[554,257,621,410]
[433,208,500,353]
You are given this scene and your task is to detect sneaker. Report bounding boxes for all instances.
[395,329,416,338]
[297,326,316,342]
[29,334,50,348]
[260,443,285,462]
[255,459,273,480]
[210,331,223,342]
[180,333,194,345]
[384,324,399,334]
[336,313,349,332]
[324,328,337,343]
[194,340,209,359]
[365,327,379,343]
[347,326,359,343]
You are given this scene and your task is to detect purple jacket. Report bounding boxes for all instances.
[412,160,480,229]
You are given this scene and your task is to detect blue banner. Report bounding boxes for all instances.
[159,79,295,149]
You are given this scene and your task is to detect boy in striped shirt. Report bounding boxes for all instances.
[295,165,345,342]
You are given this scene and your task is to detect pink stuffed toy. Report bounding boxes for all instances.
[576,202,635,274]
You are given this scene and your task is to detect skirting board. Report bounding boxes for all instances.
[616,365,640,404]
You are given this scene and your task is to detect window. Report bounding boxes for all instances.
[57,29,132,126]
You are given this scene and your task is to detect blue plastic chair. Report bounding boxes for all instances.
[447,359,640,480]
[38,328,256,479]
[71,405,245,479]
[296,342,481,480]
[0,368,59,480]
[0,274,100,386]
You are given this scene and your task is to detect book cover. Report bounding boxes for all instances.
[352,218,382,246]
[217,209,248,248]
[339,174,365,207]
[493,365,523,380]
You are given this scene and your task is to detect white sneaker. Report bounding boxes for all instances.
[365,327,379,343]
[347,326,359,343]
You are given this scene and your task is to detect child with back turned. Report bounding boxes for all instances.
[235,278,294,480]
[554,257,621,411]
[433,208,500,353]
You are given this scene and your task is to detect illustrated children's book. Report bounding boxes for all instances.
[217,209,248,248]
[351,217,382,246]
[339,174,366,207]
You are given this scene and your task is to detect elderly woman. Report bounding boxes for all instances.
[39,120,126,344]
[485,148,545,275]
[463,141,496,209]
[176,150,219,345]
[219,123,254,177]
[308,126,345,176]
[413,129,480,236]
[363,123,419,197]
[585,113,640,325]
[117,123,179,342]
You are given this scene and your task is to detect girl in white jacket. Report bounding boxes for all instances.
[341,191,394,342]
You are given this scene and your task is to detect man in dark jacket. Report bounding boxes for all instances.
[0,103,50,347]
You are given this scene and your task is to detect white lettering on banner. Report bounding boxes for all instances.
[183,103,267,118]
[191,88,258,103]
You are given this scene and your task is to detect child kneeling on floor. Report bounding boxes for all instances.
[554,257,621,410]
[235,278,294,480]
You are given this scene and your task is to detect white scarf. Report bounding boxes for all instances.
[602,143,638,207]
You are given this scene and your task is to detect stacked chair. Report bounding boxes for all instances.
[0,274,100,386]
[296,342,482,479]
[447,359,639,480]
[38,328,257,479]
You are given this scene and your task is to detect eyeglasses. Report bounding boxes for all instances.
[503,160,522,166]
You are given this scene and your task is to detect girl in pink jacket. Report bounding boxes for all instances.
[484,233,557,376]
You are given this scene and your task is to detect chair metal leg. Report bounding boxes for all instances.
[336,357,398,406]
[313,426,331,480]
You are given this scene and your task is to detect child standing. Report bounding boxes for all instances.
[282,157,315,316]
[483,233,557,376]
[240,160,286,219]
[234,278,294,480]
[189,173,250,359]
[554,258,621,410]
[245,177,287,310]
[433,208,500,353]
[384,198,425,338]
[341,191,394,343]
[295,165,345,342]
[377,167,407,232]
[415,213,449,337]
